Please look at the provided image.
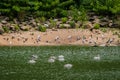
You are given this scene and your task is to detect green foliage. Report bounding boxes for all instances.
[60,24,65,29]
[90,0,120,14]
[2,26,9,33]
[14,25,20,31]
[100,28,107,33]
[94,23,100,29]
[40,17,46,23]
[74,0,120,15]
[12,6,20,12]
[61,17,68,23]
[38,25,46,32]
[0,0,74,18]
[70,7,88,22]
[69,21,75,28]
[59,10,68,17]
[50,18,57,28]
[0,0,120,22]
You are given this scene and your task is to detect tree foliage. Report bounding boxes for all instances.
[0,0,120,18]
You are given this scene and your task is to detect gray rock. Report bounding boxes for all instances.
[101,17,109,22]
[52,28,57,31]
[93,18,100,24]
[93,16,98,19]
[75,21,82,28]
[4,17,9,21]
[111,21,120,28]
[37,23,40,26]
[6,23,11,28]
[56,21,62,26]
[100,22,108,27]
[53,19,58,22]
[108,20,113,23]
[9,24,17,30]
[20,25,30,31]
[108,20,113,27]
[1,20,7,24]
[13,19,18,24]
[10,25,15,31]
[45,21,50,26]
[21,22,27,26]
[60,24,71,28]
[109,23,113,27]
[83,22,93,29]
[29,19,36,27]
[77,21,82,25]
[89,17,95,21]
[88,12,96,17]
[44,24,49,28]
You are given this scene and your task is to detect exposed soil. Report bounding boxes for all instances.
[0,29,120,46]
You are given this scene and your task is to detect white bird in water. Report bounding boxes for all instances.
[48,58,55,63]
[58,55,65,62]
[58,55,64,58]
[64,64,73,69]
[50,56,56,60]
[48,55,57,63]
[31,54,38,60]
[28,59,36,64]
[93,54,101,60]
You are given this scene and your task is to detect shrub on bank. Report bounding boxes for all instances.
[38,25,46,32]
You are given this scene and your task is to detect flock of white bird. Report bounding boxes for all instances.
[28,54,101,69]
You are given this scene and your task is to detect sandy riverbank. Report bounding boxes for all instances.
[0,29,119,46]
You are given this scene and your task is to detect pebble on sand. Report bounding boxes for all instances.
[67,35,72,39]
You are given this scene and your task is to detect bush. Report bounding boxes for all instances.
[70,8,88,22]
[40,17,46,23]
[2,26,9,33]
[60,24,65,29]
[100,28,107,33]
[49,18,57,28]
[69,21,75,28]
[38,25,46,32]
[61,17,68,23]
[14,25,20,31]
[94,23,100,29]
